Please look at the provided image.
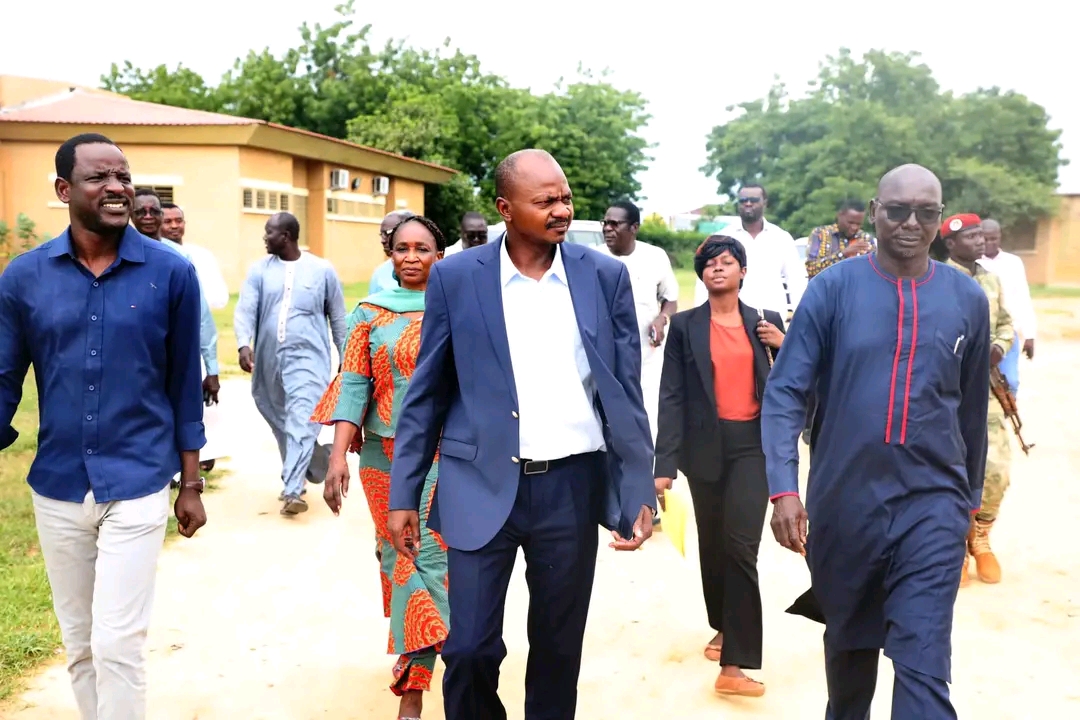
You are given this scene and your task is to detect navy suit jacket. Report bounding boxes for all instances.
[389,238,657,551]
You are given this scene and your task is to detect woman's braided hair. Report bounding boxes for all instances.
[388,214,447,252]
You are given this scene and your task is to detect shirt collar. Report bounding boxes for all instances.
[500,237,567,287]
[946,257,984,277]
[48,225,146,264]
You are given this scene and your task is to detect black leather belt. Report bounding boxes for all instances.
[520,452,599,476]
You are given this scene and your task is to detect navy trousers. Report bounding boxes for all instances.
[442,452,603,720]
[823,638,956,720]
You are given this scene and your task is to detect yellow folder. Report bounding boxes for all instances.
[662,488,690,557]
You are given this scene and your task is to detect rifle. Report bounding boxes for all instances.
[989,365,1034,455]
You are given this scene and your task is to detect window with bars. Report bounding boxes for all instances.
[135,185,174,203]
[242,189,294,213]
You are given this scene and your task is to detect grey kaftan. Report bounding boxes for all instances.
[234,253,347,497]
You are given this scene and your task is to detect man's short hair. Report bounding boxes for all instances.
[461,211,486,224]
[608,200,641,226]
[740,183,768,201]
[278,213,301,241]
[134,187,160,201]
[837,198,866,213]
[161,201,180,211]
[55,133,117,181]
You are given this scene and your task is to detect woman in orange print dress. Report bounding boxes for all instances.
[311,216,447,720]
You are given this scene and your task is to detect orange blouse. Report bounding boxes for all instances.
[710,320,760,421]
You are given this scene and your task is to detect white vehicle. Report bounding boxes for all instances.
[487,219,605,248]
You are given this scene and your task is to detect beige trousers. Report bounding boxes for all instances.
[31,485,170,720]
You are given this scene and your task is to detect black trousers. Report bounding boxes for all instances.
[442,452,603,720]
[824,637,956,720]
[686,417,769,669]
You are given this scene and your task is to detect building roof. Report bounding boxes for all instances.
[0,85,456,184]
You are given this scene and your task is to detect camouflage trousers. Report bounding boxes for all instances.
[976,412,1012,523]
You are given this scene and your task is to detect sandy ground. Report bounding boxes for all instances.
[5,301,1080,719]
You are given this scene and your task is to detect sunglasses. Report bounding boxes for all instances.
[736,197,763,205]
[877,202,943,225]
[132,207,162,218]
[601,219,629,229]
[463,231,487,239]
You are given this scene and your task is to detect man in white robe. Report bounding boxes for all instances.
[234,212,347,514]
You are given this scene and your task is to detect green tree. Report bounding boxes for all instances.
[701,49,1065,236]
[100,1,651,236]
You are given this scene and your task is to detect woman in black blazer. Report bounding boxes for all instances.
[654,235,785,698]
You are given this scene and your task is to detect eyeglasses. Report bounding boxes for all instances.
[876,201,943,225]
[132,207,162,218]
[463,231,487,240]
[601,219,628,229]
[736,197,763,205]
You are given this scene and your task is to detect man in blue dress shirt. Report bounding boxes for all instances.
[0,133,207,720]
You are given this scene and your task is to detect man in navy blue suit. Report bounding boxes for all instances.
[388,149,657,720]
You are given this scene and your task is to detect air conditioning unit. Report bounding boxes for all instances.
[372,176,390,196]
[329,169,349,190]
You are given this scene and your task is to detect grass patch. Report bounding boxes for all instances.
[1031,284,1080,298]
[212,281,370,377]
[0,374,228,702]
[0,375,58,702]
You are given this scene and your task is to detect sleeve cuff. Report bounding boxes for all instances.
[770,491,800,503]
[176,421,207,452]
[203,356,219,376]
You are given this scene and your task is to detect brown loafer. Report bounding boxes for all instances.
[714,674,765,697]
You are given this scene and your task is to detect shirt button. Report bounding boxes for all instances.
[90,350,97,356]
[88,385,95,391]
[86,449,93,455]
[91,315,98,321]
[512,411,519,418]
[511,457,520,463]
[93,281,99,287]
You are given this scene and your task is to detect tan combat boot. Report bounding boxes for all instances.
[971,518,1001,584]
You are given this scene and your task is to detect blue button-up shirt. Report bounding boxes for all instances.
[162,238,218,375]
[0,226,206,502]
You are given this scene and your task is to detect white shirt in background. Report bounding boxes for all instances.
[501,242,605,461]
[594,241,679,360]
[444,240,464,256]
[693,219,807,314]
[185,243,230,309]
[978,250,1037,341]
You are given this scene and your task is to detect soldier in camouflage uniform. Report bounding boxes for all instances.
[943,214,1014,586]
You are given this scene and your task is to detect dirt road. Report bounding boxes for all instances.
[6,301,1080,719]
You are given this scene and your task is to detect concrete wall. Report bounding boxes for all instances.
[1029,195,1080,286]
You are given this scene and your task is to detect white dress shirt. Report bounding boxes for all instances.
[594,241,679,366]
[501,242,606,461]
[444,239,464,256]
[978,250,1036,340]
[693,219,807,313]
[185,243,230,310]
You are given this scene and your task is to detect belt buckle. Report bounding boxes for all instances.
[523,460,549,475]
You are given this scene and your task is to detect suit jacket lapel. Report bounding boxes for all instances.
[689,304,717,410]
[740,301,771,398]
[474,238,518,405]
[561,243,599,345]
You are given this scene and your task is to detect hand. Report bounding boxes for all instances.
[770,495,808,555]
[388,509,421,560]
[843,240,871,258]
[1023,339,1034,360]
[609,504,654,551]
[990,344,1004,366]
[238,347,255,373]
[756,320,784,349]
[202,375,220,406]
[323,453,350,516]
[174,486,207,538]
[654,477,673,511]
[648,316,667,347]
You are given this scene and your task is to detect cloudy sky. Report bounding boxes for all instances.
[4,0,1076,218]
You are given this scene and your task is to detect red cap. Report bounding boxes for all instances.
[941,213,982,239]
